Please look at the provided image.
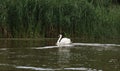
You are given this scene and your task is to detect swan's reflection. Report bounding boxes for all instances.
[57,46,71,68]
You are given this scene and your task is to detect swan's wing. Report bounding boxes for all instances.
[60,38,71,43]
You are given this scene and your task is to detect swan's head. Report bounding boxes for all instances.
[59,34,62,37]
[59,33,65,37]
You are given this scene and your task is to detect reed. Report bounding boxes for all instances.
[0,0,120,39]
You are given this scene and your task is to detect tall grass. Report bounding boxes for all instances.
[0,0,120,39]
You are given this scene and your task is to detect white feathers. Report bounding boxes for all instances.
[56,34,71,46]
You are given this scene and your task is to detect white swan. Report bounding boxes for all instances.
[56,34,72,46]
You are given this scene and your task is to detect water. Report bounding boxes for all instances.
[0,38,120,71]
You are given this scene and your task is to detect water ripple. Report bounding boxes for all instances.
[16,66,56,70]
[0,63,103,71]
[31,43,120,50]
[73,43,120,47]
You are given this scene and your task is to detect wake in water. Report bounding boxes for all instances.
[0,63,103,71]
[31,43,120,49]
[31,46,59,49]
[73,43,120,47]
[16,66,103,71]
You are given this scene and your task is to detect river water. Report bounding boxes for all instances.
[0,39,120,71]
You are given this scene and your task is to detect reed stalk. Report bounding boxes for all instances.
[0,0,120,39]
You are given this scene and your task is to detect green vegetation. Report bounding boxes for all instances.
[0,0,120,39]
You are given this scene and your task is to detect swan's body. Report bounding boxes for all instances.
[56,34,72,46]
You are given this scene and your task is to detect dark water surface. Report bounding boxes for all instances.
[0,38,120,71]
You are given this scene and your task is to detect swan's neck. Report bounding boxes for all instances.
[57,35,62,43]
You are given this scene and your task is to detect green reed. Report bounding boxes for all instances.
[0,0,120,39]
